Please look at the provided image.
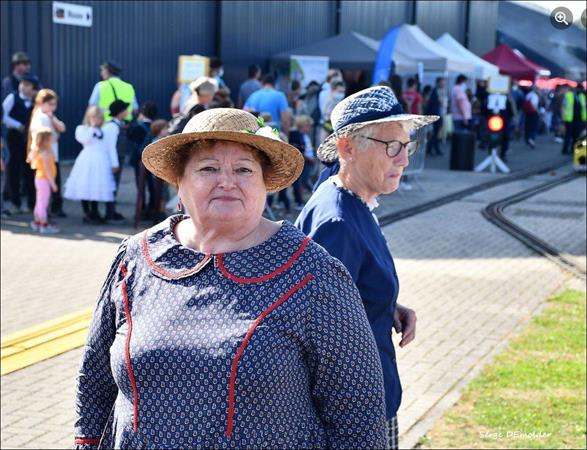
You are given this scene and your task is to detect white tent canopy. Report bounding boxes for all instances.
[353,32,419,74]
[436,33,500,79]
[389,25,476,75]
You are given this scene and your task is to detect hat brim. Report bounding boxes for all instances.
[110,103,130,116]
[142,130,304,193]
[317,114,439,163]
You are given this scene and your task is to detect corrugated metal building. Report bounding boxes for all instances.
[1,0,497,159]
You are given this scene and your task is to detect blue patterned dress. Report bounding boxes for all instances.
[74,215,387,449]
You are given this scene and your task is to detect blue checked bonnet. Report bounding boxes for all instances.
[317,85,439,163]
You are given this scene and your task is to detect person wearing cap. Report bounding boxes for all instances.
[2,74,38,212]
[2,51,38,102]
[295,86,439,449]
[102,99,130,222]
[88,61,138,122]
[74,108,388,449]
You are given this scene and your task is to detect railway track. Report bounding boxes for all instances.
[483,171,585,280]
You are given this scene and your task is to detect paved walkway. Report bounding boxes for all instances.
[0,135,583,449]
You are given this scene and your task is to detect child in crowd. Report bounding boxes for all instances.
[289,115,317,206]
[28,127,59,233]
[1,137,11,217]
[27,89,67,217]
[128,101,158,218]
[64,106,116,224]
[150,119,170,220]
[2,75,37,213]
[102,99,129,222]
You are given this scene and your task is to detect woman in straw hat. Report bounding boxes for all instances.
[295,86,439,449]
[74,108,387,449]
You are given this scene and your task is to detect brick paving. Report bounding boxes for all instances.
[0,135,582,449]
[502,176,586,272]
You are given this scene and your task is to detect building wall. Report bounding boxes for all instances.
[339,1,413,39]
[468,0,499,55]
[2,0,497,160]
[416,0,466,42]
[2,0,216,159]
[219,0,335,97]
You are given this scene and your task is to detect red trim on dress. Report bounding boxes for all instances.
[120,264,139,433]
[74,437,100,445]
[225,273,314,437]
[141,230,212,279]
[218,237,311,283]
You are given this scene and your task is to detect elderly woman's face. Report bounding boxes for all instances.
[350,122,410,195]
[178,141,267,226]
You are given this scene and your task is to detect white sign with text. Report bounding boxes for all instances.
[52,2,92,27]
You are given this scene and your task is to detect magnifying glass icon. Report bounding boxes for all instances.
[555,11,569,25]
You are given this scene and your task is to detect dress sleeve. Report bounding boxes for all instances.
[75,125,95,146]
[74,238,128,449]
[307,256,387,449]
[306,218,364,282]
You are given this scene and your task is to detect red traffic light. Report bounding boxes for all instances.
[488,115,504,132]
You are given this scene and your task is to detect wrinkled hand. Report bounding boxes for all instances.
[50,183,58,193]
[393,304,417,348]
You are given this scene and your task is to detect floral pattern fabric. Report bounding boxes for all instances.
[74,215,387,449]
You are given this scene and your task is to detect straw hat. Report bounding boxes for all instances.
[142,108,304,193]
[317,86,439,163]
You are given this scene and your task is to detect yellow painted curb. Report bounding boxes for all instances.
[1,307,93,376]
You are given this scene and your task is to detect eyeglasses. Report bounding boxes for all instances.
[358,135,418,158]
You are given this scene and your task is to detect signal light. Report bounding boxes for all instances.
[488,115,504,133]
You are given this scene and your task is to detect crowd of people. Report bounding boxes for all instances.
[1,51,585,233]
[1,47,585,450]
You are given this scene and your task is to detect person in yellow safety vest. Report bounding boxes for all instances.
[88,61,138,122]
[561,83,587,154]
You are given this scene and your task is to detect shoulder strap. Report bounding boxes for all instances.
[107,80,119,101]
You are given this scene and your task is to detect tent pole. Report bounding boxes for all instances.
[411,1,417,24]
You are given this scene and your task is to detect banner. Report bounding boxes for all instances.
[177,55,209,84]
[290,55,329,87]
[372,25,401,85]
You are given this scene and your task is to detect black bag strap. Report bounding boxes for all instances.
[107,80,119,101]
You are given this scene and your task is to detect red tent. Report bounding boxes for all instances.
[481,44,550,80]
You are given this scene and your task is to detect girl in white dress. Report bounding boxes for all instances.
[64,106,117,224]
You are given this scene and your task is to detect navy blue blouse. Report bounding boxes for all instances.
[74,216,387,449]
[295,180,402,419]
